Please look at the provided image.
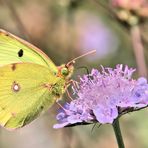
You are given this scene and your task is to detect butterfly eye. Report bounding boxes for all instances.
[61,67,69,76]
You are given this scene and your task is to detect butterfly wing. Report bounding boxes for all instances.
[0,29,58,74]
[0,63,61,129]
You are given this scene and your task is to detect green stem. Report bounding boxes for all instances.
[112,119,125,148]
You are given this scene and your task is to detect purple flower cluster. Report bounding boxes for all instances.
[54,65,148,129]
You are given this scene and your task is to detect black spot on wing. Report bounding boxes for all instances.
[1,107,5,110]
[18,49,23,57]
[40,106,44,109]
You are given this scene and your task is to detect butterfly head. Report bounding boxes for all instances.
[58,61,74,79]
[57,50,96,79]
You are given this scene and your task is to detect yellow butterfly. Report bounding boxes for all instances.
[0,29,95,130]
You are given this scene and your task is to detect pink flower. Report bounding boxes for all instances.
[111,0,148,17]
[54,65,148,129]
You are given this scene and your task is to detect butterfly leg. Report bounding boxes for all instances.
[55,100,69,113]
[65,79,79,100]
[66,79,79,90]
[66,89,73,100]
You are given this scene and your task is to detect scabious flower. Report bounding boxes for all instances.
[54,65,148,129]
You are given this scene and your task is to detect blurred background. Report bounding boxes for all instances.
[0,0,148,147]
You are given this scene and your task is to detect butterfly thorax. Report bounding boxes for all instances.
[50,64,74,98]
[51,79,67,98]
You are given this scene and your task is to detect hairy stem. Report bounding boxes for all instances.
[113,119,125,148]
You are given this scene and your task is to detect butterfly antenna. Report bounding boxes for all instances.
[66,50,96,67]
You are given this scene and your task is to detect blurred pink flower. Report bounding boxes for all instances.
[111,0,148,17]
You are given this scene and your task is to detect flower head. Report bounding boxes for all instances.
[54,65,148,129]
